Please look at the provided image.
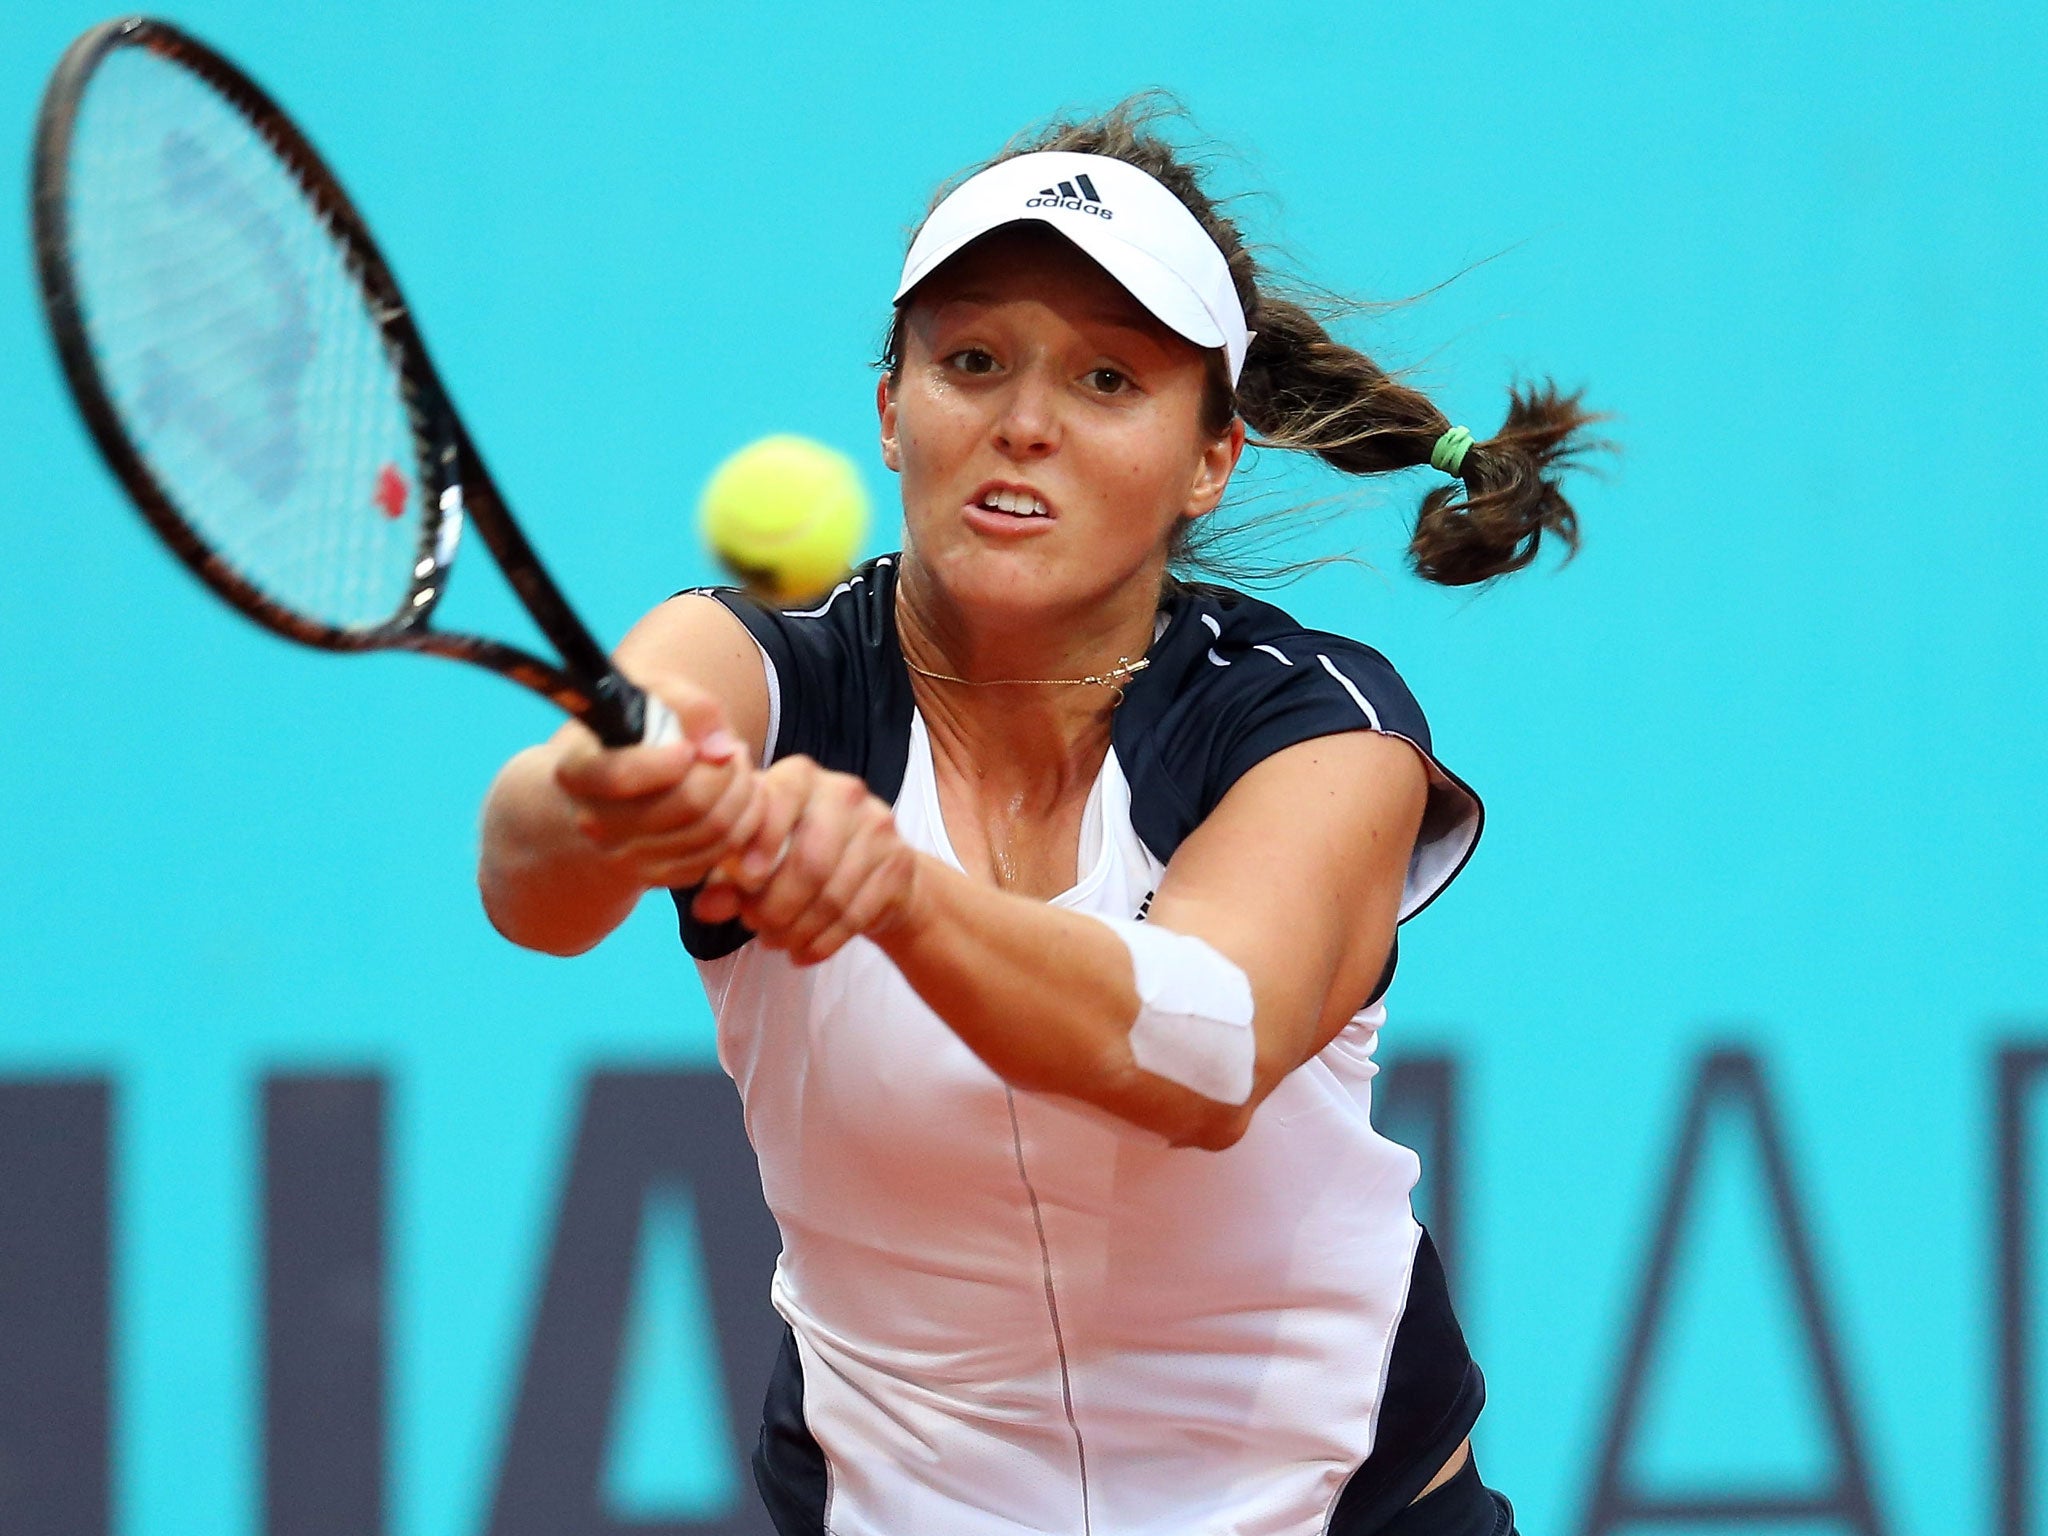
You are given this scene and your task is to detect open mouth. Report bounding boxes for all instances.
[972,487,1053,519]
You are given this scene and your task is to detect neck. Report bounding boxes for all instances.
[894,552,1163,794]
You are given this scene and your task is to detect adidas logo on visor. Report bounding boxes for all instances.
[1024,172,1112,219]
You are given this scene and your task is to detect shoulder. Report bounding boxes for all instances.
[680,556,912,778]
[1114,583,1483,922]
[671,558,915,962]
[1114,583,1432,791]
[687,555,901,688]
[1159,583,1434,740]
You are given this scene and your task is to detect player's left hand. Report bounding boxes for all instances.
[692,755,919,965]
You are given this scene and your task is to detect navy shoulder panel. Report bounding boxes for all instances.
[1114,584,1483,923]
[668,557,915,960]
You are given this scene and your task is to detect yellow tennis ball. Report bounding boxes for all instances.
[698,434,868,605]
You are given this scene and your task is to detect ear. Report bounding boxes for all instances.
[877,376,902,473]
[1183,415,1246,519]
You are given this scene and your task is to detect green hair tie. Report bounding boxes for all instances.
[1429,425,1475,477]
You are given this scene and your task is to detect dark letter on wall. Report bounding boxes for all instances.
[1996,1041,2048,1536]
[0,1078,111,1536]
[487,1070,784,1536]
[1579,1048,1889,1536]
[263,1073,387,1536]
[1379,1054,1462,1286]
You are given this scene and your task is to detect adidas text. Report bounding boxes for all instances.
[1026,174,1111,219]
[1025,194,1112,219]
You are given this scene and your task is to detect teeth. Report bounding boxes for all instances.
[982,489,1047,516]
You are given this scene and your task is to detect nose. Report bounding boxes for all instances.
[990,362,1059,459]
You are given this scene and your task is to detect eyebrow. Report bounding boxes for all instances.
[931,293,1168,345]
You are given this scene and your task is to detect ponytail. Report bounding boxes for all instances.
[892,94,1611,588]
[1235,294,1604,587]
[1412,383,1601,585]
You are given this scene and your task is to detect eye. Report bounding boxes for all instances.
[946,347,999,376]
[1087,366,1132,394]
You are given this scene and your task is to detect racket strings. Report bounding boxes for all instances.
[64,45,428,633]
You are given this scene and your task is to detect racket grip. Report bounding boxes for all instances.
[638,692,682,747]
[589,676,680,748]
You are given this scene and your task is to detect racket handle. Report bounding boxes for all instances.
[638,692,682,747]
[589,676,681,749]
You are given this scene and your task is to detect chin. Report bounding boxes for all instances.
[912,535,1123,621]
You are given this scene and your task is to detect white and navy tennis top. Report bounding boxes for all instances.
[678,557,1486,1536]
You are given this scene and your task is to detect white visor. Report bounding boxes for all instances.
[892,151,1254,386]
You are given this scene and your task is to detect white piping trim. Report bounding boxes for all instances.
[787,577,856,619]
[786,555,893,620]
[1253,643,1294,666]
[747,635,783,765]
[1317,653,1382,731]
[1320,1220,1426,1533]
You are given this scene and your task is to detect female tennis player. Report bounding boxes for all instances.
[480,100,1598,1536]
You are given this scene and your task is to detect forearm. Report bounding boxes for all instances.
[477,744,643,955]
[871,859,1240,1147]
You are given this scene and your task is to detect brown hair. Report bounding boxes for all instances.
[881,94,1609,587]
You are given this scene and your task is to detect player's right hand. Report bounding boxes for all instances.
[689,753,919,966]
[551,684,765,891]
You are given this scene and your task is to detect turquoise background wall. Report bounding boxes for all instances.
[2,4,2043,1535]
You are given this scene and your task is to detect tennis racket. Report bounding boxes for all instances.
[31,15,678,748]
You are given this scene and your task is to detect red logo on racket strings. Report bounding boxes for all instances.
[373,463,409,519]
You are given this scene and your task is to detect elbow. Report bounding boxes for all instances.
[1095,1044,1260,1152]
[1175,1101,1255,1152]
[479,896,567,957]
[477,870,607,957]
[1151,1034,1295,1151]
[1177,1030,1303,1151]
[490,914,602,959]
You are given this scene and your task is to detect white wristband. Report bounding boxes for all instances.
[1091,915,1257,1107]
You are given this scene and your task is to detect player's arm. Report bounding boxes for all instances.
[477,595,773,955]
[887,730,1425,1147]
[715,729,1426,1148]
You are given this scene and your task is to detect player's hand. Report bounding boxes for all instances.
[552,684,765,891]
[691,755,918,965]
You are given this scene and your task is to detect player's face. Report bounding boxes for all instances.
[880,227,1242,623]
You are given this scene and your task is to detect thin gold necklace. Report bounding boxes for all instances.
[901,653,1151,704]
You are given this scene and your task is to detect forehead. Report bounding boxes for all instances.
[904,223,1166,337]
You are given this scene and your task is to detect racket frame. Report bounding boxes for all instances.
[31,15,655,745]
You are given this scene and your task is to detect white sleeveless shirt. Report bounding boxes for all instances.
[685,561,1484,1536]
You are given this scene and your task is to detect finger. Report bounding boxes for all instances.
[690,878,745,926]
[789,851,908,966]
[769,794,902,956]
[555,738,692,800]
[747,777,870,936]
[668,689,744,765]
[724,768,812,893]
[575,755,751,849]
[700,772,770,862]
[772,823,882,959]
[633,778,775,889]
[786,801,912,962]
